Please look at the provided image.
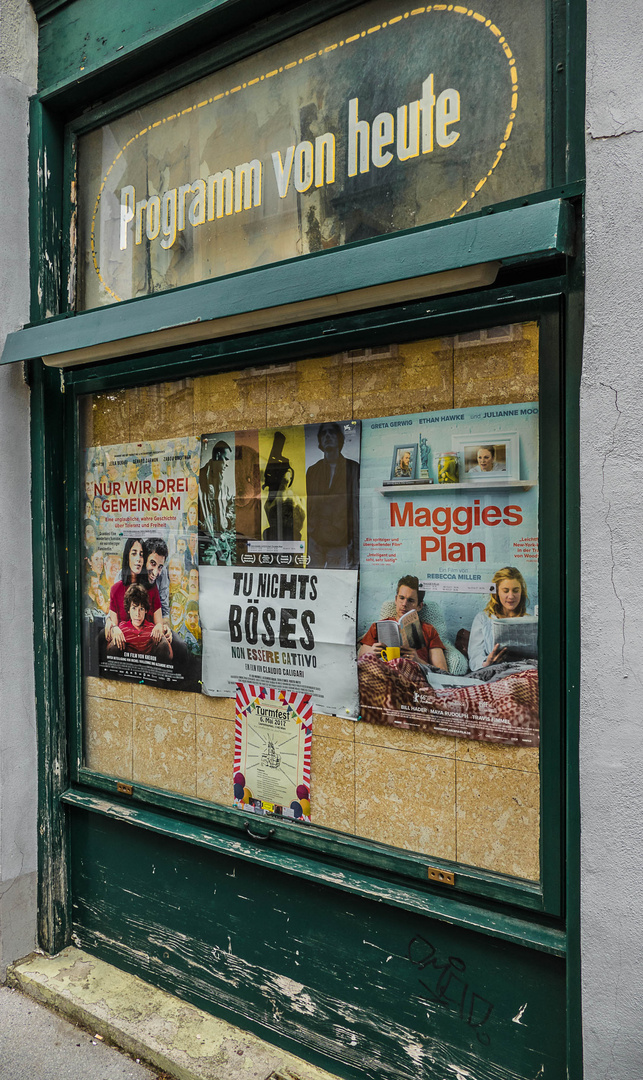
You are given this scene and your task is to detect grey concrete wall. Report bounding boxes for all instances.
[581,2,643,1077]
[0,0,38,978]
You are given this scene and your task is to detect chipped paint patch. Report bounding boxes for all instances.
[446,1066,478,1080]
[274,975,305,998]
[404,1040,425,1064]
[512,1002,528,1025]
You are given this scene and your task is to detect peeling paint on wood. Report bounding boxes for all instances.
[67,809,565,1080]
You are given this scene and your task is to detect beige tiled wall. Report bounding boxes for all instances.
[83,323,541,882]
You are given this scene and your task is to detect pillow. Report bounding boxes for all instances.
[379,599,469,676]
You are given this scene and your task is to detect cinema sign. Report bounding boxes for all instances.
[77,0,547,309]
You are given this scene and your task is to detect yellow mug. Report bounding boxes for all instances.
[384,646,401,661]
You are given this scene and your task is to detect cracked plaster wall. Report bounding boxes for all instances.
[0,0,38,978]
[581,2,643,1076]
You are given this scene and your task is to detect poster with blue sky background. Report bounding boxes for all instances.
[357,402,540,746]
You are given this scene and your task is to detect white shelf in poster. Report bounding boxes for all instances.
[377,481,536,494]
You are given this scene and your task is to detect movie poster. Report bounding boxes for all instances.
[199,420,360,715]
[233,684,313,821]
[197,420,360,568]
[82,437,203,691]
[200,565,358,713]
[357,403,539,746]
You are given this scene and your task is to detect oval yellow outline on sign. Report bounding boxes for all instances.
[90,6,518,304]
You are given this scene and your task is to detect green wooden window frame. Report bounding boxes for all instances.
[24,2,584,1025]
[32,282,568,930]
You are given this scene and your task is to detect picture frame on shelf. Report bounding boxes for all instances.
[451,431,520,483]
[390,443,418,481]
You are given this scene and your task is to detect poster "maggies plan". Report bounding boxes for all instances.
[357,402,540,746]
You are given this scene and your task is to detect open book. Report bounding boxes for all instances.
[492,615,538,661]
[376,609,424,652]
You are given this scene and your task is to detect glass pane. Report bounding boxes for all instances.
[76,0,547,309]
[80,322,540,882]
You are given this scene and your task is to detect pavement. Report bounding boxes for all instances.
[4,946,342,1080]
[0,984,163,1080]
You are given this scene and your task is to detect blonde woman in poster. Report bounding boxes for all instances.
[468,566,533,670]
[467,445,505,475]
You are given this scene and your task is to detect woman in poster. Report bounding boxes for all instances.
[105,538,165,650]
[85,572,109,617]
[184,501,198,530]
[357,565,539,746]
[84,519,98,547]
[468,445,505,475]
[467,566,531,669]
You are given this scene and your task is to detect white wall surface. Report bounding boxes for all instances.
[0,0,38,977]
[581,2,643,1076]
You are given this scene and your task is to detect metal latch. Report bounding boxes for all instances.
[116,782,133,796]
[427,866,455,886]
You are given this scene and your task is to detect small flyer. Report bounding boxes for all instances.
[233,684,312,822]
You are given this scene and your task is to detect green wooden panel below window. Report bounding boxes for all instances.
[70,806,567,1080]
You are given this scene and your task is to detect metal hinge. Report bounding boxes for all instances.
[427,866,455,886]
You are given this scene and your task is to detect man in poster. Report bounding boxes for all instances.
[358,575,447,668]
[199,439,235,561]
[305,422,359,569]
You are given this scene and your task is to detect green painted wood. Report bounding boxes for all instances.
[29,100,64,324]
[37,0,251,89]
[69,808,567,1080]
[31,360,72,955]
[73,764,545,913]
[37,0,356,108]
[2,199,574,366]
[564,0,587,187]
[536,307,565,916]
[67,278,568,394]
[63,789,563,956]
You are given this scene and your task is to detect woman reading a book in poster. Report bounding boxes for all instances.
[358,575,447,669]
[468,566,532,670]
